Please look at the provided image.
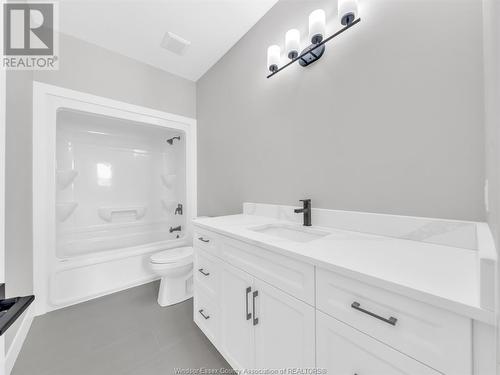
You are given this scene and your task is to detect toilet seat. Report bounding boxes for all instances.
[150,246,193,265]
[149,246,194,307]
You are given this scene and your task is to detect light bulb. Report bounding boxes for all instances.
[309,9,326,44]
[339,0,358,26]
[267,45,281,73]
[285,29,300,59]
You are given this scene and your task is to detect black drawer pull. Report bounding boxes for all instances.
[198,268,210,276]
[252,290,259,326]
[245,287,252,320]
[351,302,397,326]
[198,237,210,243]
[198,309,210,320]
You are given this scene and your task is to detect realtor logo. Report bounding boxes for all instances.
[2,1,59,70]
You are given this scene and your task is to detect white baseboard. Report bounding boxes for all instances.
[5,304,34,375]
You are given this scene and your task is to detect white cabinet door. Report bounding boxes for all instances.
[316,311,440,375]
[254,279,315,369]
[220,261,255,369]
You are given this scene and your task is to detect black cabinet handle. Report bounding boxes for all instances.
[252,290,259,326]
[198,309,210,320]
[351,302,397,326]
[245,287,252,320]
[198,237,210,243]
[198,268,210,276]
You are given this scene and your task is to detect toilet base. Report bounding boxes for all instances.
[157,275,193,307]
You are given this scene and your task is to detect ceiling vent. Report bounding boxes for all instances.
[161,32,191,56]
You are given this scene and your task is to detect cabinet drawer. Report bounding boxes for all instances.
[221,237,315,305]
[194,228,218,256]
[194,248,220,300]
[317,310,440,375]
[194,291,219,346]
[316,268,471,375]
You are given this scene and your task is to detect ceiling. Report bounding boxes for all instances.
[58,0,279,81]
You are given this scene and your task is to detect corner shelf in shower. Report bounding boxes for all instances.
[56,169,78,190]
[161,174,177,189]
[98,206,147,222]
[56,202,78,222]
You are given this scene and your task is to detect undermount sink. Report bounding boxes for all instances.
[250,223,330,243]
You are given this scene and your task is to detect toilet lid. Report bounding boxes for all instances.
[150,246,193,264]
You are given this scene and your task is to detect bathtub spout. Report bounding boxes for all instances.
[169,225,182,233]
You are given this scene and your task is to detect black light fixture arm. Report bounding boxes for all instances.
[267,18,361,79]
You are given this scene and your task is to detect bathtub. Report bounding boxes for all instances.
[33,83,197,314]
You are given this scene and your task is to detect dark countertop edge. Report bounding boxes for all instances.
[0,295,35,336]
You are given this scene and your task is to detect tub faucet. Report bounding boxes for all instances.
[169,225,182,233]
[294,199,312,226]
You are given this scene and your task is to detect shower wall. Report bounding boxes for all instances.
[56,109,187,258]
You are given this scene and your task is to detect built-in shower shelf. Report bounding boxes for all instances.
[56,202,78,222]
[98,206,147,222]
[161,174,176,189]
[57,169,78,189]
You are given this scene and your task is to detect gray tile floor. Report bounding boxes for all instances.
[12,282,230,375]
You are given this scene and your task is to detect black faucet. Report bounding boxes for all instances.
[294,199,312,226]
[169,225,182,233]
[175,204,183,215]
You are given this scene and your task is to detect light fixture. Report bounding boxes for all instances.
[267,45,281,73]
[266,7,361,78]
[285,29,300,59]
[339,0,358,26]
[309,9,326,44]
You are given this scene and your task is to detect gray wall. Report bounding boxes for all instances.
[5,70,34,351]
[35,33,196,118]
[5,33,196,351]
[197,0,485,220]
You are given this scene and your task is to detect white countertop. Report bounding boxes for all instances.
[193,214,495,323]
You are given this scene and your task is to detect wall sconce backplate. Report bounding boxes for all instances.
[298,44,326,67]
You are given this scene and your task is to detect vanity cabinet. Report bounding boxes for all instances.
[194,240,315,370]
[219,259,315,369]
[193,227,475,374]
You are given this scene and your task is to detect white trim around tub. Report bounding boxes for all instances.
[32,82,197,315]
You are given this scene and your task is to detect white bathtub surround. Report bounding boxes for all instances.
[33,83,197,315]
[192,203,496,374]
[56,169,78,189]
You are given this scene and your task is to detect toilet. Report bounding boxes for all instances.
[150,246,194,307]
